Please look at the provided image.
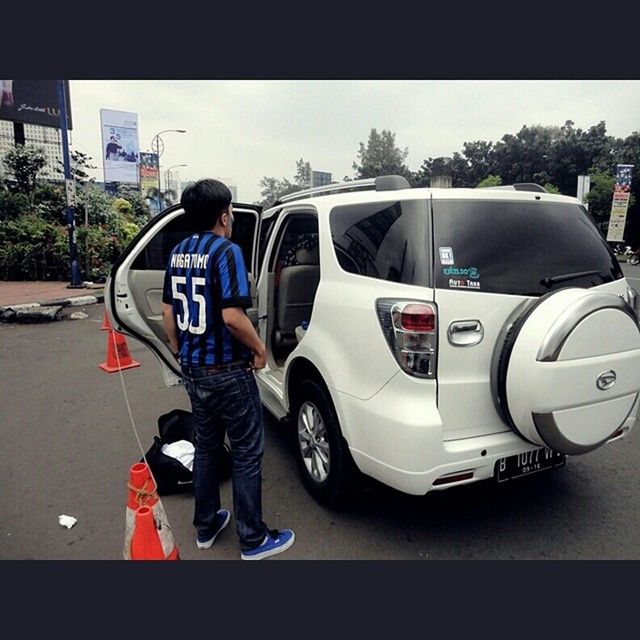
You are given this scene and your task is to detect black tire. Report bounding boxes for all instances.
[292,380,357,508]
[630,254,639,266]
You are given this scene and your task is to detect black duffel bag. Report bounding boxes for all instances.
[142,409,232,495]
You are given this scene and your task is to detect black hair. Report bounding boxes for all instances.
[180,178,232,231]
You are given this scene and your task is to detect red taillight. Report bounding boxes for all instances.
[400,304,436,332]
[377,299,438,379]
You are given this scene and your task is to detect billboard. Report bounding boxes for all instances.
[606,164,634,242]
[139,152,160,214]
[100,109,140,184]
[0,80,72,129]
[139,152,159,195]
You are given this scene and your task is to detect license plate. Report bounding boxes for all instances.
[495,448,565,482]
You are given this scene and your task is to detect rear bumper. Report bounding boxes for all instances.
[333,375,636,496]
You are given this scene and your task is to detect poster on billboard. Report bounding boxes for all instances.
[139,152,160,214]
[606,164,634,242]
[100,109,140,184]
[0,80,72,129]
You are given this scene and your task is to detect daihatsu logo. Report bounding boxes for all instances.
[596,371,617,390]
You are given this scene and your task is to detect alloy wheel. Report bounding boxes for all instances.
[297,401,330,483]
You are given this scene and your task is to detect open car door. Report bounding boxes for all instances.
[105,202,262,386]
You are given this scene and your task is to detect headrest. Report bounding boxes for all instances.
[295,245,319,265]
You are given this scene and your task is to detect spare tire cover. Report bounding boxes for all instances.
[498,287,640,455]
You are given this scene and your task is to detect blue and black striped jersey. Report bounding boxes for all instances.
[162,232,253,366]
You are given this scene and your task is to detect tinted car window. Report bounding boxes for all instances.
[330,200,430,286]
[131,208,258,271]
[433,199,622,296]
[257,215,277,275]
[268,214,318,272]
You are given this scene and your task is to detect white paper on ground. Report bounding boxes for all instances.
[58,515,77,529]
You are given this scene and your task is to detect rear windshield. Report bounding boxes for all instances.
[433,199,622,296]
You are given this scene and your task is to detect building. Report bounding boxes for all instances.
[165,169,181,199]
[311,170,332,188]
[0,120,14,166]
[0,121,64,181]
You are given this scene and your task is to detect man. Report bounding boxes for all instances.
[105,136,122,160]
[162,178,295,560]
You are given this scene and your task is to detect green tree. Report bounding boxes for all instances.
[294,158,311,189]
[112,197,133,218]
[257,177,296,207]
[584,172,616,232]
[476,174,503,188]
[33,183,66,224]
[2,145,47,203]
[352,129,411,180]
[115,187,151,226]
[256,158,314,208]
[77,184,115,226]
[55,150,97,185]
[492,125,557,186]
[0,191,30,222]
[445,141,497,187]
[0,214,68,280]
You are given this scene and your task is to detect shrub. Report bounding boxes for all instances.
[33,183,67,224]
[0,191,31,222]
[0,214,67,280]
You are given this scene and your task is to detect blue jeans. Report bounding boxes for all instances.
[182,364,268,551]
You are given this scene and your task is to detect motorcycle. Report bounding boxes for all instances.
[613,243,633,256]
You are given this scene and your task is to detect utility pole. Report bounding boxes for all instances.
[57,80,83,288]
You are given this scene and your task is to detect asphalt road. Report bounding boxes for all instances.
[2,266,640,560]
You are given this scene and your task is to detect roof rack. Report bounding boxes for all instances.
[479,183,547,193]
[275,175,411,205]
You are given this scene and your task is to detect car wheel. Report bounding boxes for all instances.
[630,254,639,266]
[294,380,355,507]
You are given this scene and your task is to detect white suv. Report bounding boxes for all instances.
[106,176,640,506]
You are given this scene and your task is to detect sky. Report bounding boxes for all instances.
[67,80,640,204]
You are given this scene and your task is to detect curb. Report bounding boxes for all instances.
[0,291,104,324]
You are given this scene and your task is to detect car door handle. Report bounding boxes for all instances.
[448,320,484,346]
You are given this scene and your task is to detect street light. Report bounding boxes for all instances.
[165,163,187,199]
[151,129,186,213]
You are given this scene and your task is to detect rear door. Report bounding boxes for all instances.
[105,203,261,386]
[432,193,626,441]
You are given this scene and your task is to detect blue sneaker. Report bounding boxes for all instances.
[196,509,231,550]
[241,528,295,560]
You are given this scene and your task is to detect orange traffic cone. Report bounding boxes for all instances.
[99,327,140,373]
[101,311,111,331]
[124,462,179,560]
[131,507,168,560]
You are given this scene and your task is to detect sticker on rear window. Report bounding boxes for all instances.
[448,278,481,290]
[444,266,481,290]
[443,267,479,279]
[439,247,454,265]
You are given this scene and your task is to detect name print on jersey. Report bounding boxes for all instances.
[170,252,210,269]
